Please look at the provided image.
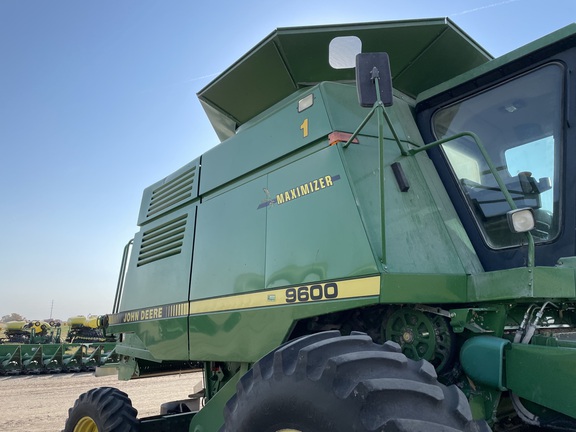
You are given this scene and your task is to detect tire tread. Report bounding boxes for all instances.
[222,332,490,432]
[63,386,138,432]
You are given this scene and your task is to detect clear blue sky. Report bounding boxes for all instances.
[1,0,574,321]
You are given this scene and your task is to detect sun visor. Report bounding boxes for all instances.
[198,18,492,141]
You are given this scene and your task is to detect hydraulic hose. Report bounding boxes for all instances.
[511,301,560,426]
[513,304,537,343]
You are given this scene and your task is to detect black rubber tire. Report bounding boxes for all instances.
[221,331,490,432]
[63,387,138,432]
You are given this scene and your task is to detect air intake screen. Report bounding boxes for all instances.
[137,214,187,266]
[146,165,196,219]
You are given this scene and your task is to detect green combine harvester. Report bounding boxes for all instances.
[64,18,576,431]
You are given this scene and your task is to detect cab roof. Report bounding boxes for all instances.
[417,22,576,106]
[197,18,492,141]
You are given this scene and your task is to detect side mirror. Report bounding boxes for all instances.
[537,176,552,193]
[356,52,393,107]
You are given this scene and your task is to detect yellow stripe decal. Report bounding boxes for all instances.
[109,276,380,324]
[190,276,380,315]
[109,301,188,325]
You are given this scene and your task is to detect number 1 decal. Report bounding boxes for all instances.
[300,118,309,138]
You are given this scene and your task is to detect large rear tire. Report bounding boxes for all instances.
[221,331,489,432]
[63,387,138,432]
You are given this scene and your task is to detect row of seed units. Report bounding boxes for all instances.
[0,342,117,375]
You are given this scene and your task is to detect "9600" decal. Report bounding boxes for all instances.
[285,283,339,303]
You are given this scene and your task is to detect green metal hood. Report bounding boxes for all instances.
[417,23,576,105]
[197,18,492,142]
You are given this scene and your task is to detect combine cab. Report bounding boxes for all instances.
[65,18,576,431]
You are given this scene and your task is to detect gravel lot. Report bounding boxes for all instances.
[0,371,203,432]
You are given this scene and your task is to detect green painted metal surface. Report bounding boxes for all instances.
[264,147,377,286]
[111,60,576,368]
[112,317,188,361]
[136,158,200,227]
[199,19,490,141]
[119,159,199,315]
[199,87,332,195]
[450,305,507,335]
[113,78,494,363]
[0,345,21,374]
[468,266,576,302]
[460,336,510,390]
[188,365,246,432]
[380,273,468,303]
[187,295,378,362]
[331,83,482,275]
[120,206,197,311]
[191,176,267,299]
[417,23,576,104]
[103,17,576,431]
[0,342,118,375]
[506,343,576,419]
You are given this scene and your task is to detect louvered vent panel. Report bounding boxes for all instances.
[137,214,187,266]
[146,166,196,219]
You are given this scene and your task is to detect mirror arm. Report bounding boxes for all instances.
[410,132,535,268]
[343,76,407,156]
[342,105,377,148]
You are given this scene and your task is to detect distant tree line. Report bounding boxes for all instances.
[1,313,26,322]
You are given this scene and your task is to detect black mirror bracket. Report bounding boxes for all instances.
[344,52,410,266]
[344,52,407,156]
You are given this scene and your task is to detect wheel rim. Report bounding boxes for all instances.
[384,308,454,373]
[73,416,98,432]
[385,309,436,361]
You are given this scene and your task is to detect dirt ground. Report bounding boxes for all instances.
[0,370,203,432]
[0,369,550,432]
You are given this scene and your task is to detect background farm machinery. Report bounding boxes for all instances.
[1,320,61,344]
[65,315,116,343]
[0,315,118,375]
[0,341,118,375]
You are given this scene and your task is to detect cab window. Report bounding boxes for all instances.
[432,64,563,249]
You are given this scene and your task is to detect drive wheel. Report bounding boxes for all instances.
[63,387,138,432]
[221,331,489,432]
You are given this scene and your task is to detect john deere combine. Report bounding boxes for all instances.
[65,18,576,431]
